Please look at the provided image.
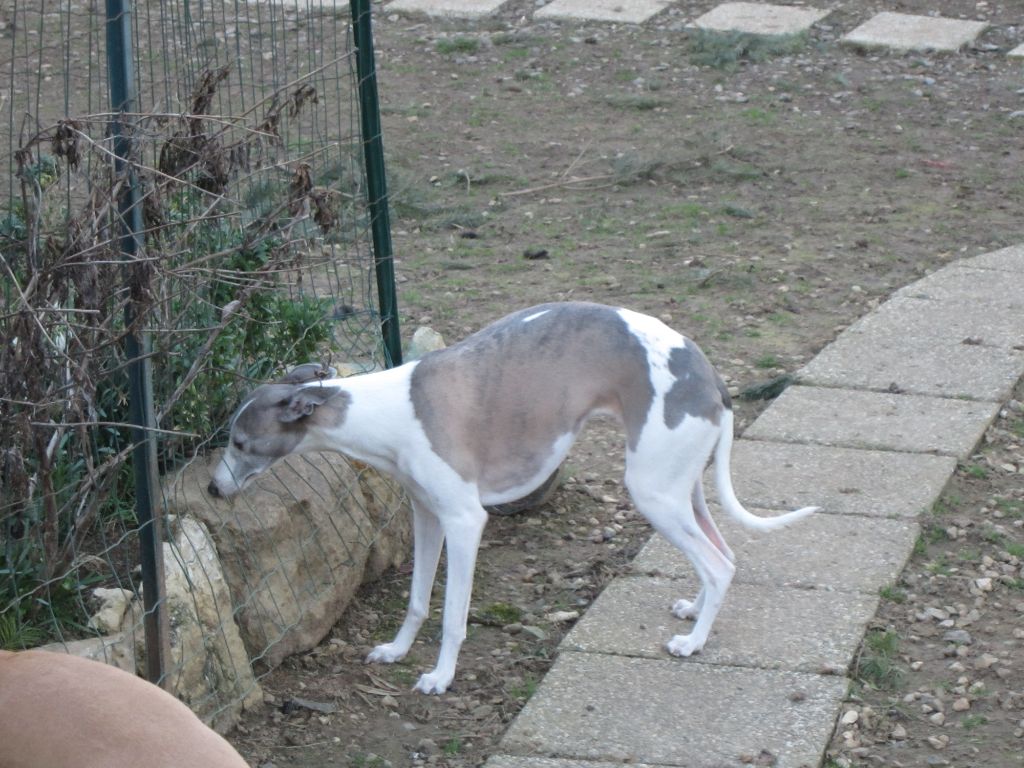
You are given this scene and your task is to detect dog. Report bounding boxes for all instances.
[209,301,817,694]
[0,649,250,768]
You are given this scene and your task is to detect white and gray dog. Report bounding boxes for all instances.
[209,302,816,694]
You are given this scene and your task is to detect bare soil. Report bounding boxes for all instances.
[230,2,1024,766]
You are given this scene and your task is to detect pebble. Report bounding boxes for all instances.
[891,724,907,739]
[952,697,971,712]
[942,629,972,645]
[975,653,999,670]
[841,709,859,725]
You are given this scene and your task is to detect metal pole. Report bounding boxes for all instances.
[351,0,402,367]
[105,0,169,687]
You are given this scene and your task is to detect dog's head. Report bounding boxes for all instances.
[207,364,346,499]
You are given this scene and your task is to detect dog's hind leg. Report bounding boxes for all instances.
[367,501,444,665]
[414,503,488,695]
[670,482,737,620]
[626,433,735,656]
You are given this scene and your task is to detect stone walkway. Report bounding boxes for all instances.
[479,245,1024,767]
[373,0,1012,56]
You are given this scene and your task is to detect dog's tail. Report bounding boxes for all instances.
[712,409,818,531]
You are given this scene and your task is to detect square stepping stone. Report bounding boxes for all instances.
[843,12,988,53]
[896,266,1024,308]
[500,653,848,767]
[744,385,999,458]
[798,309,1024,401]
[386,0,508,19]
[563,576,878,674]
[535,0,672,24]
[964,244,1024,271]
[722,440,956,518]
[690,2,830,36]
[634,512,920,595]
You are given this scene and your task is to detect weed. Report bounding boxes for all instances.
[961,714,988,730]
[963,463,989,480]
[879,586,907,604]
[854,629,904,691]
[443,737,462,756]
[436,36,480,55]
[1004,541,1024,559]
[755,354,781,369]
[721,203,756,219]
[479,602,522,625]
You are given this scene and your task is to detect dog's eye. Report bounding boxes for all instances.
[233,438,245,451]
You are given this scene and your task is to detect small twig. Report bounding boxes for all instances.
[499,172,615,198]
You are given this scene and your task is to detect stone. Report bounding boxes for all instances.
[166,451,410,670]
[406,326,446,360]
[535,0,673,24]
[1010,44,1024,59]
[690,2,830,36]
[387,0,510,19]
[842,12,987,53]
[943,629,972,645]
[157,515,262,732]
[36,634,136,674]
[744,385,998,459]
[952,697,971,712]
[87,587,135,634]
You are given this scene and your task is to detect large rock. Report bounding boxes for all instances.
[159,515,262,732]
[164,451,410,670]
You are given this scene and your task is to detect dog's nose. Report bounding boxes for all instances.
[207,480,220,498]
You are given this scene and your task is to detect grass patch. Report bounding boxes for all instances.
[436,36,480,55]
[879,585,907,604]
[854,629,905,691]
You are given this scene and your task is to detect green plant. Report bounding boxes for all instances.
[436,36,480,55]
[854,629,904,691]
[443,737,462,756]
[879,585,907,604]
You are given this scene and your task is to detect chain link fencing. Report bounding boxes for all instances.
[1,0,407,730]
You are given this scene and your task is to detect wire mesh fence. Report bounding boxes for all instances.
[1,0,407,729]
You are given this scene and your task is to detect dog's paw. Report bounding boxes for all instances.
[671,597,701,620]
[666,633,705,657]
[366,642,407,664]
[414,670,453,695]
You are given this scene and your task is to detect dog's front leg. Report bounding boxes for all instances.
[367,502,444,665]
[414,505,488,695]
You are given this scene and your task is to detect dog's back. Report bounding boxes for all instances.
[0,650,249,768]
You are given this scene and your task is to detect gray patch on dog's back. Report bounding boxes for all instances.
[664,344,729,428]
[410,302,655,491]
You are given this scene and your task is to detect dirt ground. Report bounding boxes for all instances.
[230,2,1024,766]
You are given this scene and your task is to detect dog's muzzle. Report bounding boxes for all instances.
[207,480,222,498]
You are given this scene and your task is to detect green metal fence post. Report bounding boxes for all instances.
[351,0,402,367]
[105,0,170,686]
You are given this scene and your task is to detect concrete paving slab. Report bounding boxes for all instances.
[842,12,988,53]
[634,511,919,594]
[535,0,671,24]
[690,2,829,36]
[797,325,1024,401]
[833,295,1024,352]
[386,0,508,19]
[723,440,956,518]
[563,576,878,674]
[744,385,999,457]
[963,243,1024,270]
[896,266,1024,308]
[500,653,848,767]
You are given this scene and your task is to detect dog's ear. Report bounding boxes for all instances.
[277,386,342,422]
[279,363,337,385]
